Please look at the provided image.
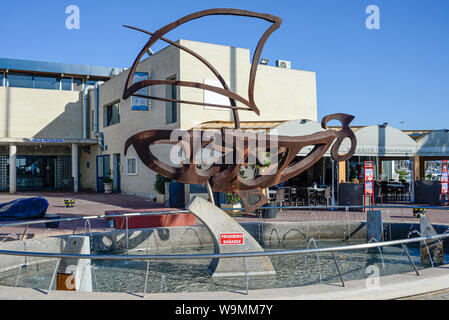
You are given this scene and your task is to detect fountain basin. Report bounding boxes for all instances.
[0,220,448,299]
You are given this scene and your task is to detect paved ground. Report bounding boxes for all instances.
[0,191,448,241]
[0,191,168,240]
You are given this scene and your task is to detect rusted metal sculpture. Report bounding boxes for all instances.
[123,8,357,212]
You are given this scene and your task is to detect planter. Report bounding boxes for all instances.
[156,194,164,204]
[104,182,113,194]
[261,202,278,219]
[221,203,243,216]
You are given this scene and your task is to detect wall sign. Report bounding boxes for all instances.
[364,161,375,209]
[26,138,65,143]
[220,233,244,245]
[131,72,149,111]
[442,160,448,200]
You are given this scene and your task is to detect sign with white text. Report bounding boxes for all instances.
[220,233,244,245]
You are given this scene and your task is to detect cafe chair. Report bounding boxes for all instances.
[374,184,384,205]
[323,187,332,206]
[289,187,298,206]
[275,188,286,211]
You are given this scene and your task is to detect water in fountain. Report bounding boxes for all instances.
[172,227,204,253]
[345,207,351,244]
[367,237,386,272]
[1,234,19,243]
[407,230,435,267]
[269,228,280,246]
[305,237,322,284]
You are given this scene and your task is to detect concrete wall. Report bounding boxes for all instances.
[178,39,317,128]
[0,86,83,139]
[80,44,181,194]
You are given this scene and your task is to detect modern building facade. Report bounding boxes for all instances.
[1,40,447,201]
[1,39,318,197]
[0,57,122,192]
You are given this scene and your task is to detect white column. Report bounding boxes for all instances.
[410,156,415,203]
[331,159,335,207]
[72,144,79,192]
[9,144,16,194]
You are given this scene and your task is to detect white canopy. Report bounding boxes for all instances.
[417,129,449,157]
[351,125,417,157]
[269,119,351,157]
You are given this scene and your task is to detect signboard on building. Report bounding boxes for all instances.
[220,233,244,245]
[441,160,448,202]
[364,161,375,210]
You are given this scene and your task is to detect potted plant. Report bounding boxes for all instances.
[103,170,113,194]
[222,193,243,216]
[154,174,171,203]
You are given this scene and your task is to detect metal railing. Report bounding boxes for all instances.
[0,204,448,292]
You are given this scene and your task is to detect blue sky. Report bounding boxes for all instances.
[1,0,448,130]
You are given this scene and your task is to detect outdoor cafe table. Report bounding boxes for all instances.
[306,187,326,205]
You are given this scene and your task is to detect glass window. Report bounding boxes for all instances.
[85,77,104,87]
[127,158,138,175]
[7,72,33,88]
[34,75,59,90]
[61,77,72,91]
[103,102,120,127]
[73,77,83,91]
[131,72,149,111]
[166,76,177,124]
[0,72,4,86]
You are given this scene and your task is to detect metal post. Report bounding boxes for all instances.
[21,225,29,241]
[331,251,344,287]
[47,258,61,293]
[331,159,335,208]
[401,243,419,276]
[206,181,215,205]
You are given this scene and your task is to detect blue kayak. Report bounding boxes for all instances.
[0,197,49,221]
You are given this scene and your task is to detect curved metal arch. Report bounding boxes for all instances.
[122,8,282,129]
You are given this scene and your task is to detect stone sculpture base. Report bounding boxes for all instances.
[57,236,92,291]
[187,196,276,278]
[420,215,444,267]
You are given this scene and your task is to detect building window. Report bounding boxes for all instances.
[73,77,83,91]
[85,77,104,87]
[131,72,149,111]
[7,72,33,88]
[61,77,73,91]
[103,102,120,127]
[126,157,138,175]
[0,72,4,86]
[166,75,177,124]
[33,74,59,90]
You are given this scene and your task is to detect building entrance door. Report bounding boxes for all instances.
[113,154,121,192]
[16,156,55,191]
[96,155,110,192]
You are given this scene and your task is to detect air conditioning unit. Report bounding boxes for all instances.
[276,60,291,69]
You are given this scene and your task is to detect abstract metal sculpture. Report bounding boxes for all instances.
[123,8,356,212]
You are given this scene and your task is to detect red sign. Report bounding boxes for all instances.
[220,233,244,245]
[363,161,375,210]
[442,160,448,196]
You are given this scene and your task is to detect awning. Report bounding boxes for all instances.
[269,119,351,156]
[416,129,449,157]
[350,125,417,157]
